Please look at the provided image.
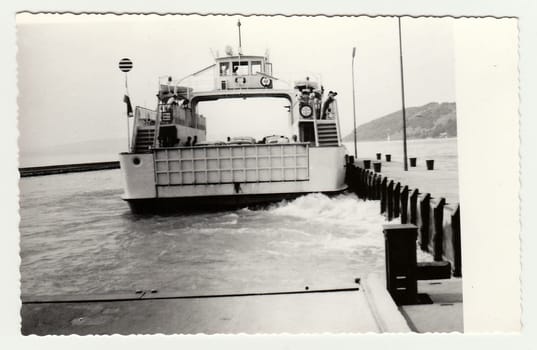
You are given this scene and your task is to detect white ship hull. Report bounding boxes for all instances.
[119,145,347,213]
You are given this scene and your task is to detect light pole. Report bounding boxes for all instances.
[398,16,409,171]
[351,47,358,159]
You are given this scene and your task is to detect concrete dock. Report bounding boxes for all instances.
[400,278,463,332]
[21,271,462,334]
[359,158,459,204]
[21,283,404,335]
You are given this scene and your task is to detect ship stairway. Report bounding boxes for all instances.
[133,128,156,152]
[316,123,340,147]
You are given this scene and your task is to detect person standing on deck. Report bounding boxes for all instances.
[321,91,337,119]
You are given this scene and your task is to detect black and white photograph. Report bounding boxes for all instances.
[13,10,521,338]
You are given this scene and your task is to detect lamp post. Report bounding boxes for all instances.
[351,47,358,159]
[398,17,409,171]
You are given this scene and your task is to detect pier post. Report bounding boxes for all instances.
[345,163,355,194]
[400,185,409,224]
[394,182,401,218]
[358,168,365,199]
[356,167,363,197]
[380,177,388,214]
[364,171,369,199]
[374,175,380,200]
[373,162,382,173]
[383,224,419,305]
[433,198,446,261]
[387,180,394,221]
[452,205,462,277]
[410,189,419,225]
[367,171,375,200]
[419,193,431,252]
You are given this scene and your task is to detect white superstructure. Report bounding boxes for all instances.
[119,51,347,213]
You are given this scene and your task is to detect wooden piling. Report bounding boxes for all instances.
[380,177,388,214]
[432,198,446,262]
[394,182,401,218]
[401,185,409,224]
[451,205,462,277]
[375,175,381,200]
[387,180,394,221]
[419,193,431,252]
[410,189,419,225]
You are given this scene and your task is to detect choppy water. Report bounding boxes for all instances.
[19,170,387,298]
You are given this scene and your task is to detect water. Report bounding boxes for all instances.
[345,137,459,171]
[19,138,458,299]
[19,170,387,298]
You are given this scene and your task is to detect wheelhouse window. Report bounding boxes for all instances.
[219,62,230,76]
[232,61,249,75]
[251,61,262,75]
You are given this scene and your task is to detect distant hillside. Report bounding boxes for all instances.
[343,102,457,142]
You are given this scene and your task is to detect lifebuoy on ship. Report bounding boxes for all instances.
[260,76,272,88]
[299,104,313,118]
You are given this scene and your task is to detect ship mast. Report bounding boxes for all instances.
[237,19,242,55]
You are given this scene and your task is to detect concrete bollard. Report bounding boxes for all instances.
[426,159,435,170]
[383,224,419,305]
[373,162,382,173]
[385,154,391,162]
[409,157,417,167]
[363,159,371,169]
[376,153,382,160]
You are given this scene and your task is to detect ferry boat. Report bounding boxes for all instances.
[119,46,347,213]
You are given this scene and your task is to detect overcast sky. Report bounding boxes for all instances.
[17,14,454,160]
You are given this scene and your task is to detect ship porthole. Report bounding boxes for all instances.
[132,157,141,166]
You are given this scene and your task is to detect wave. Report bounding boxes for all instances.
[268,192,383,225]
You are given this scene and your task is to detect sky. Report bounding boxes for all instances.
[16,14,455,165]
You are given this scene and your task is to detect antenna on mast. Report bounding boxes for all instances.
[237,19,242,55]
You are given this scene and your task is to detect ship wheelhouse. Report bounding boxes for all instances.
[216,55,273,90]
